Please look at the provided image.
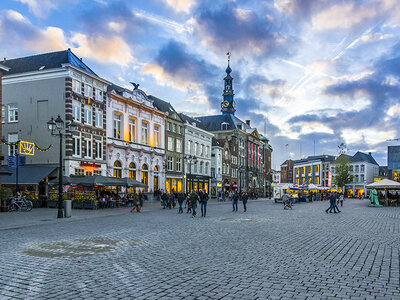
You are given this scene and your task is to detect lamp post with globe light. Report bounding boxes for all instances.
[47,115,76,218]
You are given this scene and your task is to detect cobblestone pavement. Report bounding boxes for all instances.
[0,199,399,299]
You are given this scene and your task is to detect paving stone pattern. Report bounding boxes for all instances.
[0,199,399,299]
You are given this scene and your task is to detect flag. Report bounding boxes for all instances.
[88,96,91,104]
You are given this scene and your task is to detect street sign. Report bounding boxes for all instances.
[7,156,16,168]
[19,141,35,156]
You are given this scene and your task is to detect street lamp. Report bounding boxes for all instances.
[184,155,197,193]
[238,166,245,193]
[47,115,76,218]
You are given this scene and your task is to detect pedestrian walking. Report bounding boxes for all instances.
[186,194,192,213]
[339,193,344,207]
[325,192,341,213]
[177,192,185,214]
[189,191,198,217]
[232,191,239,212]
[161,192,168,209]
[200,190,209,217]
[241,191,248,212]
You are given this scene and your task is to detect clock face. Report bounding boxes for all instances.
[222,100,229,108]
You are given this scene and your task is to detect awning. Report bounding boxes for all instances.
[1,165,57,185]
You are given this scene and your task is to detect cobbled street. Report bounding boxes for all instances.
[0,199,399,299]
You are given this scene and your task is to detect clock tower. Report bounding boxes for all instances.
[221,53,236,115]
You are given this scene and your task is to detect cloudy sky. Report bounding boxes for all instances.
[1,0,399,168]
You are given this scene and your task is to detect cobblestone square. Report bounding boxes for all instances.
[0,199,399,299]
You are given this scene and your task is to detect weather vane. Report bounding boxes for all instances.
[227,52,230,64]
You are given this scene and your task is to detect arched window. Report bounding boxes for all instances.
[113,160,122,178]
[141,164,148,188]
[129,162,136,179]
[153,165,159,191]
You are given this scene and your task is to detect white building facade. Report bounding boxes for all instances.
[210,138,223,197]
[106,86,166,192]
[180,114,213,194]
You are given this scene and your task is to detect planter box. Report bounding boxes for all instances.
[72,201,84,209]
[47,201,57,208]
[83,201,96,209]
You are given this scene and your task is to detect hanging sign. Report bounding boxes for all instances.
[19,141,35,156]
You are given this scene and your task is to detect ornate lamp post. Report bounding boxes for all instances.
[184,155,197,193]
[47,115,76,218]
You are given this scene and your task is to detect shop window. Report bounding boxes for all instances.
[75,168,84,176]
[154,165,159,191]
[141,164,148,187]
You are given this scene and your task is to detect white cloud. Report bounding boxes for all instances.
[70,33,134,67]
[161,0,196,13]
[14,0,57,18]
[341,128,396,146]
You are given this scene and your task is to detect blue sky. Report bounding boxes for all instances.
[1,0,399,168]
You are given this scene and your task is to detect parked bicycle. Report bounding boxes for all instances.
[8,195,33,212]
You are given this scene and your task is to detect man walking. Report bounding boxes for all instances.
[232,191,239,212]
[339,193,344,207]
[200,190,209,217]
[177,192,185,214]
[326,192,341,213]
[189,191,198,217]
[241,191,248,212]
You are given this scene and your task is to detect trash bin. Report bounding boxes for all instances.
[64,200,72,218]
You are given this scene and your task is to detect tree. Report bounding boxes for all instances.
[333,156,353,189]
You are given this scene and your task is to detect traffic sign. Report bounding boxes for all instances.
[19,141,35,156]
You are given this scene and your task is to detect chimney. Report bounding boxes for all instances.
[3,57,6,62]
[246,120,251,126]
[368,152,372,156]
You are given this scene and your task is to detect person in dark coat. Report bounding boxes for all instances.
[241,191,248,212]
[177,192,185,214]
[232,191,239,212]
[189,192,198,217]
[326,192,341,213]
[200,190,209,217]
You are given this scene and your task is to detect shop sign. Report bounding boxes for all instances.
[80,161,101,168]
[19,141,35,156]
[217,183,222,187]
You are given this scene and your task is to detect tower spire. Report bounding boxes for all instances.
[221,52,235,115]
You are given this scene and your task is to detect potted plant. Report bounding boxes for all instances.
[47,193,58,208]
[0,187,12,212]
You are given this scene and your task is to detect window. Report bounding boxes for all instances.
[167,156,174,171]
[167,122,171,131]
[205,162,209,174]
[8,133,18,156]
[8,104,18,122]
[129,117,136,142]
[72,100,81,123]
[355,165,359,173]
[84,134,92,158]
[168,136,174,151]
[72,79,81,94]
[113,113,121,139]
[200,144,204,156]
[200,161,203,174]
[94,136,102,160]
[154,125,160,147]
[2,105,5,123]
[84,84,93,98]
[129,162,136,179]
[188,140,192,154]
[205,146,209,157]
[141,121,148,144]
[194,161,198,173]
[227,164,229,174]
[173,124,177,132]
[95,88,103,101]
[360,174,365,182]
[94,170,102,175]
[194,143,198,155]
[176,139,182,153]
[95,109,103,128]
[75,168,84,176]
[84,105,92,125]
[176,158,182,172]
[86,171,93,176]
[72,132,81,157]
[178,126,182,134]
[113,160,122,178]
[361,165,365,173]
[354,175,359,183]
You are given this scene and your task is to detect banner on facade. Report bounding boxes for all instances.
[328,171,332,187]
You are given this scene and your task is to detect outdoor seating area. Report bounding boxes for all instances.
[366,179,400,207]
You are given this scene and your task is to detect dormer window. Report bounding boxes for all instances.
[221,122,229,130]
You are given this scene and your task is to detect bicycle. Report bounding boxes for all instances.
[8,196,33,212]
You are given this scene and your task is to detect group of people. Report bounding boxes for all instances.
[157,189,251,217]
[325,192,344,213]
[217,191,257,202]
